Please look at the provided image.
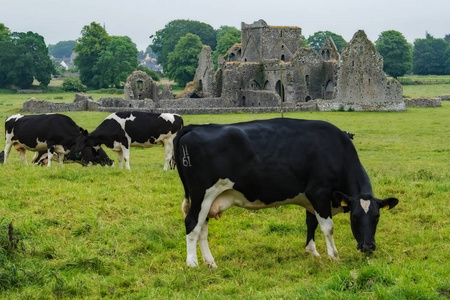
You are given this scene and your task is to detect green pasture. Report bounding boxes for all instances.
[0,88,449,298]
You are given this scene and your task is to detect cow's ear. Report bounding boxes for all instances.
[79,128,89,135]
[333,191,351,207]
[378,197,399,211]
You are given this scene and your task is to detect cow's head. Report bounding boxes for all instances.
[333,191,398,253]
[72,132,113,166]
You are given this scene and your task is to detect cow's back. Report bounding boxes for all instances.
[175,118,360,203]
[5,114,81,149]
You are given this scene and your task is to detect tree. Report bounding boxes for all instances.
[0,31,54,88]
[307,31,347,53]
[413,33,450,75]
[444,34,450,43]
[375,30,412,78]
[92,36,138,88]
[0,23,11,41]
[74,22,110,88]
[212,26,240,68]
[150,20,216,72]
[166,33,203,86]
[48,40,77,59]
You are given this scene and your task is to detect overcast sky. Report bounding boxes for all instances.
[1,0,448,51]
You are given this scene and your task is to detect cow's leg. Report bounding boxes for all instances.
[185,207,204,267]
[120,145,131,170]
[18,147,27,165]
[305,210,320,257]
[46,148,54,167]
[4,133,13,164]
[117,151,124,169]
[198,219,217,268]
[315,211,338,259]
[162,137,174,171]
[185,179,233,267]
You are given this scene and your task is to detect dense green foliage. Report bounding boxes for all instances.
[48,40,77,59]
[73,22,110,89]
[0,23,11,41]
[307,31,347,53]
[92,36,138,88]
[212,26,241,69]
[413,33,450,75]
[62,77,87,92]
[166,33,203,87]
[0,84,449,298]
[150,19,217,72]
[74,22,138,89]
[0,26,54,89]
[375,31,412,78]
[137,65,160,82]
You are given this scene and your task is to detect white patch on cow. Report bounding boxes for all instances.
[305,239,320,257]
[106,112,136,131]
[159,113,177,123]
[34,138,48,151]
[208,189,315,220]
[186,178,235,267]
[5,114,23,123]
[360,199,371,214]
[315,213,339,259]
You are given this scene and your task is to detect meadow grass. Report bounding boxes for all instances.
[0,90,449,298]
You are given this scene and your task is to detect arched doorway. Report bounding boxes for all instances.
[275,80,285,102]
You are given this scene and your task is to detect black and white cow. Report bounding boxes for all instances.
[174,118,398,268]
[75,111,183,170]
[32,145,114,167]
[4,113,85,166]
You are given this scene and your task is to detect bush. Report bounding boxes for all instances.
[62,77,87,92]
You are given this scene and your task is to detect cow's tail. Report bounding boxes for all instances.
[173,126,193,217]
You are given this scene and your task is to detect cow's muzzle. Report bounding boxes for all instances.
[357,242,376,253]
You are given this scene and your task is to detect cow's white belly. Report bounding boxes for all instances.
[208,188,315,219]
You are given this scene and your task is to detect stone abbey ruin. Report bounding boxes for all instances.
[25,19,412,114]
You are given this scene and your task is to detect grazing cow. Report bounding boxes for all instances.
[4,114,85,166]
[32,145,114,167]
[174,118,398,268]
[75,111,183,170]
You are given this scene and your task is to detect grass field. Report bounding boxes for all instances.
[0,86,449,298]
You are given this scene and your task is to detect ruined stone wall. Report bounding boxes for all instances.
[404,98,441,107]
[194,46,216,97]
[220,62,263,106]
[335,30,403,104]
[241,20,302,63]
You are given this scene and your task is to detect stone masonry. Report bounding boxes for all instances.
[23,20,409,114]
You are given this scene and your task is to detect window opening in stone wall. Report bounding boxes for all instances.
[137,80,143,90]
[359,46,364,55]
[281,55,285,61]
[305,96,312,102]
[305,75,310,87]
[275,80,285,102]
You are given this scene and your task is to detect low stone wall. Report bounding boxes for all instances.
[404,98,441,107]
[25,93,439,115]
[316,99,407,111]
[22,99,88,114]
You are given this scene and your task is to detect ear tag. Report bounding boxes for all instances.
[341,200,348,207]
[383,205,390,210]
